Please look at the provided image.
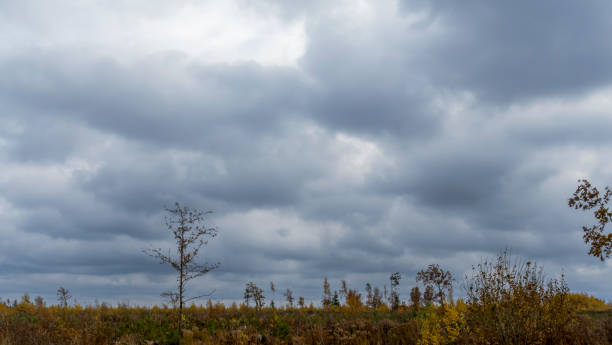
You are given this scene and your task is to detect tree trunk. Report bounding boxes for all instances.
[179,232,184,344]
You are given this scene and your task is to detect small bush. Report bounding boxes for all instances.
[463,250,574,344]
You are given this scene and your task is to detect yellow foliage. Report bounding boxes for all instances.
[567,292,610,312]
[376,304,390,313]
[417,305,466,345]
[345,290,363,311]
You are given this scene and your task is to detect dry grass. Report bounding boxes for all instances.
[0,297,610,345]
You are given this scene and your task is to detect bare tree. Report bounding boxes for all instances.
[283,288,294,308]
[322,277,332,308]
[417,264,453,307]
[340,280,348,304]
[56,287,71,308]
[365,283,373,307]
[365,283,384,309]
[244,283,253,307]
[144,202,220,341]
[569,179,612,260]
[244,282,265,310]
[269,281,276,309]
[161,291,179,308]
[254,285,265,310]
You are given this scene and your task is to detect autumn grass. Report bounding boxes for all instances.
[0,295,610,345]
[2,250,610,345]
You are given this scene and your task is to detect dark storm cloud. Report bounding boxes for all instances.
[17,206,157,240]
[1,239,156,276]
[400,0,612,103]
[299,9,440,138]
[1,0,612,304]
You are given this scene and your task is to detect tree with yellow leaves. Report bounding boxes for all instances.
[569,179,612,260]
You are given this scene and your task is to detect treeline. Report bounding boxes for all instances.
[1,251,611,345]
[242,264,452,312]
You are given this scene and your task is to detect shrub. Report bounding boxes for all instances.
[463,250,574,344]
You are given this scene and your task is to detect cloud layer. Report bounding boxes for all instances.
[1,0,612,304]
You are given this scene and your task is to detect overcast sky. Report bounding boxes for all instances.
[1,0,612,306]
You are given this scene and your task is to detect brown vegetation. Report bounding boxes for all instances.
[0,293,610,345]
[1,251,611,345]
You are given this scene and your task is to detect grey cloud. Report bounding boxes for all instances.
[505,111,612,148]
[18,207,157,240]
[1,117,80,163]
[1,174,162,240]
[1,0,612,304]
[299,194,392,227]
[409,150,517,209]
[253,0,612,108]
[0,52,308,152]
[401,0,612,103]
[299,13,440,138]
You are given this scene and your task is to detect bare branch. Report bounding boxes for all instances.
[184,289,216,302]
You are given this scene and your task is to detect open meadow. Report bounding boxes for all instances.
[2,258,612,345]
[0,294,611,345]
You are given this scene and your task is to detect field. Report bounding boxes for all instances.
[3,252,611,344]
[1,294,611,345]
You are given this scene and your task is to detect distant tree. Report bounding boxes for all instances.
[423,285,434,306]
[244,283,253,307]
[372,287,383,308]
[254,285,265,310]
[332,291,341,307]
[569,179,612,261]
[410,286,422,309]
[20,293,31,305]
[383,285,388,303]
[161,291,179,308]
[389,272,401,310]
[365,283,373,307]
[270,282,276,309]
[365,283,384,309]
[416,264,454,307]
[144,202,220,341]
[298,296,305,308]
[340,280,348,304]
[34,296,44,309]
[322,277,332,308]
[244,282,265,310]
[283,288,294,308]
[345,289,363,310]
[56,287,71,308]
